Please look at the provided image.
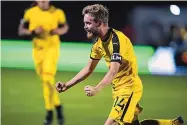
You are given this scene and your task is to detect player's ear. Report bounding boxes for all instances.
[97,21,101,27]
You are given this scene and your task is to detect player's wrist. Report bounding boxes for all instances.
[31,30,38,36]
[66,82,72,90]
[50,29,55,35]
[94,86,102,93]
[50,29,59,35]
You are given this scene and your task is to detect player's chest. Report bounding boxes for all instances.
[98,41,113,61]
[30,11,58,25]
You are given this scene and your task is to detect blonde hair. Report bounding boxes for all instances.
[82,4,109,24]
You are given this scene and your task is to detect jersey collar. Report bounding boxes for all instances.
[101,27,113,43]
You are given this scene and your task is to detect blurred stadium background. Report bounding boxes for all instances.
[1,1,187,125]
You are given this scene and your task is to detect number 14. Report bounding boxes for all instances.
[113,97,125,110]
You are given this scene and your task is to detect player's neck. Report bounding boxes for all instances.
[39,5,51,11]
[100,26,110,41]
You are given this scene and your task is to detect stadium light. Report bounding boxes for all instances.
[170,5,180,15]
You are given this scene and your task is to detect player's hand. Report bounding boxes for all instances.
[50,28,60,35]
[34,26,43,35]
[84,85,98,97]
[56,81,68,93]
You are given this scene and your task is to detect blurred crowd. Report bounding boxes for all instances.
[168,24,187,49]
[121,22,187,50]
[169,24,187,67]
[122,22,187,67]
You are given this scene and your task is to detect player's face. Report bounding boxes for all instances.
[84,14,100,39]
[36,0,50,10]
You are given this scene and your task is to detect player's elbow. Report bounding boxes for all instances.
[18,30,23,36]
[58,24,69,35]
[18,24,24,36]
[18,30,26,36]
[62,24,69,35]
[87,68,94,74]
[84,66,94,75]
[18,26,25,36]
[66,24,69,32]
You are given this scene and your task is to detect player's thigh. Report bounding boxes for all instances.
[42,47,60,75]
[109,91,142,124]
[32,48,45,76]
[104,117,119,125]
[104,118,134,125]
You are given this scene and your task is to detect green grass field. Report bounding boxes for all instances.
[1,68,187,125]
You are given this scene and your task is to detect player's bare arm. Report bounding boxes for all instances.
[50,23,69,35]
[18,19,32,36]
[84,61,120,97]
[18,19,43,36]
[56,59,100,93]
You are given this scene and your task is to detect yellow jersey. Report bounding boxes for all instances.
[90,28,139,93]
[23,5,67,49]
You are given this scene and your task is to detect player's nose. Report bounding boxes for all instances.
[84,25,88,30]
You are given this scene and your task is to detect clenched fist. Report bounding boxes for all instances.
[34,26,44,35]
[84,85,98,97]
[56,81,68,93]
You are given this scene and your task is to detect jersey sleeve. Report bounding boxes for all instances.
[20,9,31,29]
[58,9,67,24]
[23,9,30,22]
[110,32,123,64]
[90,42,102,60]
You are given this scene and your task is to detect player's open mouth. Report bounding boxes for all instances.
[87,31,93,35]
[85,29,92,33]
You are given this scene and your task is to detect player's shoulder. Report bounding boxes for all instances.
[89,37,100,50]
[24,6,38,14]
[52,6,65,14]
[112,28,131,44]
[112,28,128,39]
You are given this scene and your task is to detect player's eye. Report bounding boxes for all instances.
[86,22,91,25]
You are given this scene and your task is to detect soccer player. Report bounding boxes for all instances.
[18,1,69,125]
[55,4,184,125]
